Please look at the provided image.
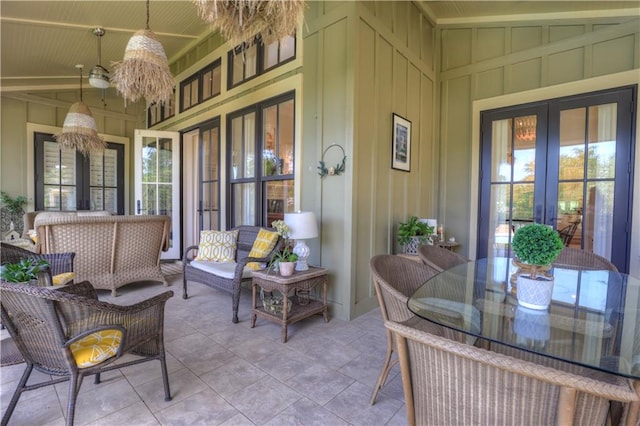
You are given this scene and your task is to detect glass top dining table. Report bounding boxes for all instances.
[407,257,640,380]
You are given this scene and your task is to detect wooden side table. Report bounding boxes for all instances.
[251,266,329,342]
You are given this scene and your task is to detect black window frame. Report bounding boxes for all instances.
[147,96,175,127]
[180,58,222,113]
[227,34,297,90]
[227,91,295,228]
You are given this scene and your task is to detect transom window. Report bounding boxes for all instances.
[180,59,222,112]
[228,35,296,89]
[148,97,175,127]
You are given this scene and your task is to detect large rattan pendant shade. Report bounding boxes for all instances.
[193,0,305,46]
[55,67,105,155]
[111,0,175,106]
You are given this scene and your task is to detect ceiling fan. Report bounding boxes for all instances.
[88,27,110,89]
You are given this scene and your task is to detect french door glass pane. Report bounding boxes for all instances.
[585,181,614,257]
[559,108,586,180]
[490,185,510,255]
[266,180,294,226]
[141,136,173,215]
[263,105,278,176]
[104,188,117,212]
[490,119,511,182]
[231,116,243,178]
[232,183,255,226]
[587,103,616,179]
[244,114,255,177]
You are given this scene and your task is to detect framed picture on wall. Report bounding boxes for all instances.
[391,113,411,172]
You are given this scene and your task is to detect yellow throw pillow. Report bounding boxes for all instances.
[195,230,239,262]
[247,229,279,270]
[70,329,122,368]
[52,272,75,286]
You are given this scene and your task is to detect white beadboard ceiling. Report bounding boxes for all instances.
[1,1,638,92]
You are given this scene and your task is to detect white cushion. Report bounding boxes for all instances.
[190,260,253,279]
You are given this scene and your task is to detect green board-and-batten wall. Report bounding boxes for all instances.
[436,17,640,278]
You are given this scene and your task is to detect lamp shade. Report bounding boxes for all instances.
[111,29,175,105]
[284,211,318,240]
[55,101,106,155]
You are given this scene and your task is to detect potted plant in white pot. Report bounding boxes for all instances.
[511,223,564,310]
[397,216,435,255]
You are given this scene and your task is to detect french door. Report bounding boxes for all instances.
[478,86,635,272]
[198,119,221,232]
[134,129,181,260]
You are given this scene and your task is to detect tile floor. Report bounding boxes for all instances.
[0,273,407,425]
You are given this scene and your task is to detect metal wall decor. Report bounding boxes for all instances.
[317,144,346,178]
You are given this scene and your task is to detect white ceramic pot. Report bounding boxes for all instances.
[279,261,295,276]
[516,274,554,310]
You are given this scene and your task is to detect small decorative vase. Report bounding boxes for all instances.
[279,261,295,276]
[516,274,554,310]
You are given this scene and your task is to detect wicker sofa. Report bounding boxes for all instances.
[22,210,112,238]
[34,214,171,296]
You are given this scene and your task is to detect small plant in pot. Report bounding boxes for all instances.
[511,223,564,310]
[270,246,298,276]
[0,258,49,284]
[397,216,435,255]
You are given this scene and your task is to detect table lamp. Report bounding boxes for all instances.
[284,211,319,271]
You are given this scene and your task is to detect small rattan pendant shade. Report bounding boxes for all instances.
[111,28,175,105]
[55,102,105,155]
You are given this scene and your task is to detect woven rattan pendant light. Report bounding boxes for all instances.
[111,0,174,105]
[55,65,105,155]
[192,0,305,46]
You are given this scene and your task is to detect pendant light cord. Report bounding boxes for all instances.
[146,0,150,29]
[79,66,83,101]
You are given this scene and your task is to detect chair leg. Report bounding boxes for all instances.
[232,289,240,324]
[65,373,84,426]
[159,354,172,402]
[94,372,101,384]
[370,343,396,405]
[1,363,33,426]
[182,277,188,299]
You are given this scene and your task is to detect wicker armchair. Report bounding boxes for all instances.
[369,254,448,404]
[0,280,173,426]
[417,244,470,272]
[183,226,283,323]
[385,319,638,426]
[1,241,75,284]
[553,247,618,271]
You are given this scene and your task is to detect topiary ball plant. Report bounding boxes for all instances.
[511,223,563,278]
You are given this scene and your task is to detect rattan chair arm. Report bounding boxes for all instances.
[56,281,98,300]
[183,245,199,264]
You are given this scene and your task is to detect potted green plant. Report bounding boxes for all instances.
[271,246,298,276]
[511,223,564,309]
[0,258,49,285]
[397,216,435,255]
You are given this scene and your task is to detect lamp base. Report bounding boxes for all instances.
[293,240,310,271]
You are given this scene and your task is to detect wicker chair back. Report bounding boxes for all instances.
[416,244,470,272]
[553,247,618,271]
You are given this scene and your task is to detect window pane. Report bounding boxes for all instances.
[557,182,583,247]
[104,149,117,187]
[190,81,198,105]
[232,52,244,85]
[231,116,243,178]
[90,151,104,186]
[142,138,157,182]
[280,35,295,61]
[491,119,512,182]
[266,180,294,226]
[559,108,586,180]
[91,188,104,210]
[584,181,614,258]
[232,182,255,226]
[244,113,255,178]
[212,64,221,96]
[202,129,212,181]
[202,70,212,99]
[265,41,279,69]
[263,105,277,176]
[587,103,616,179]
[245,44,257,78]
[278,100,294,175]
[182,82,191,109]
[489,184,511,258]
[513,115,536,184]
[159,138,173,183]
[104,188,117,213]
